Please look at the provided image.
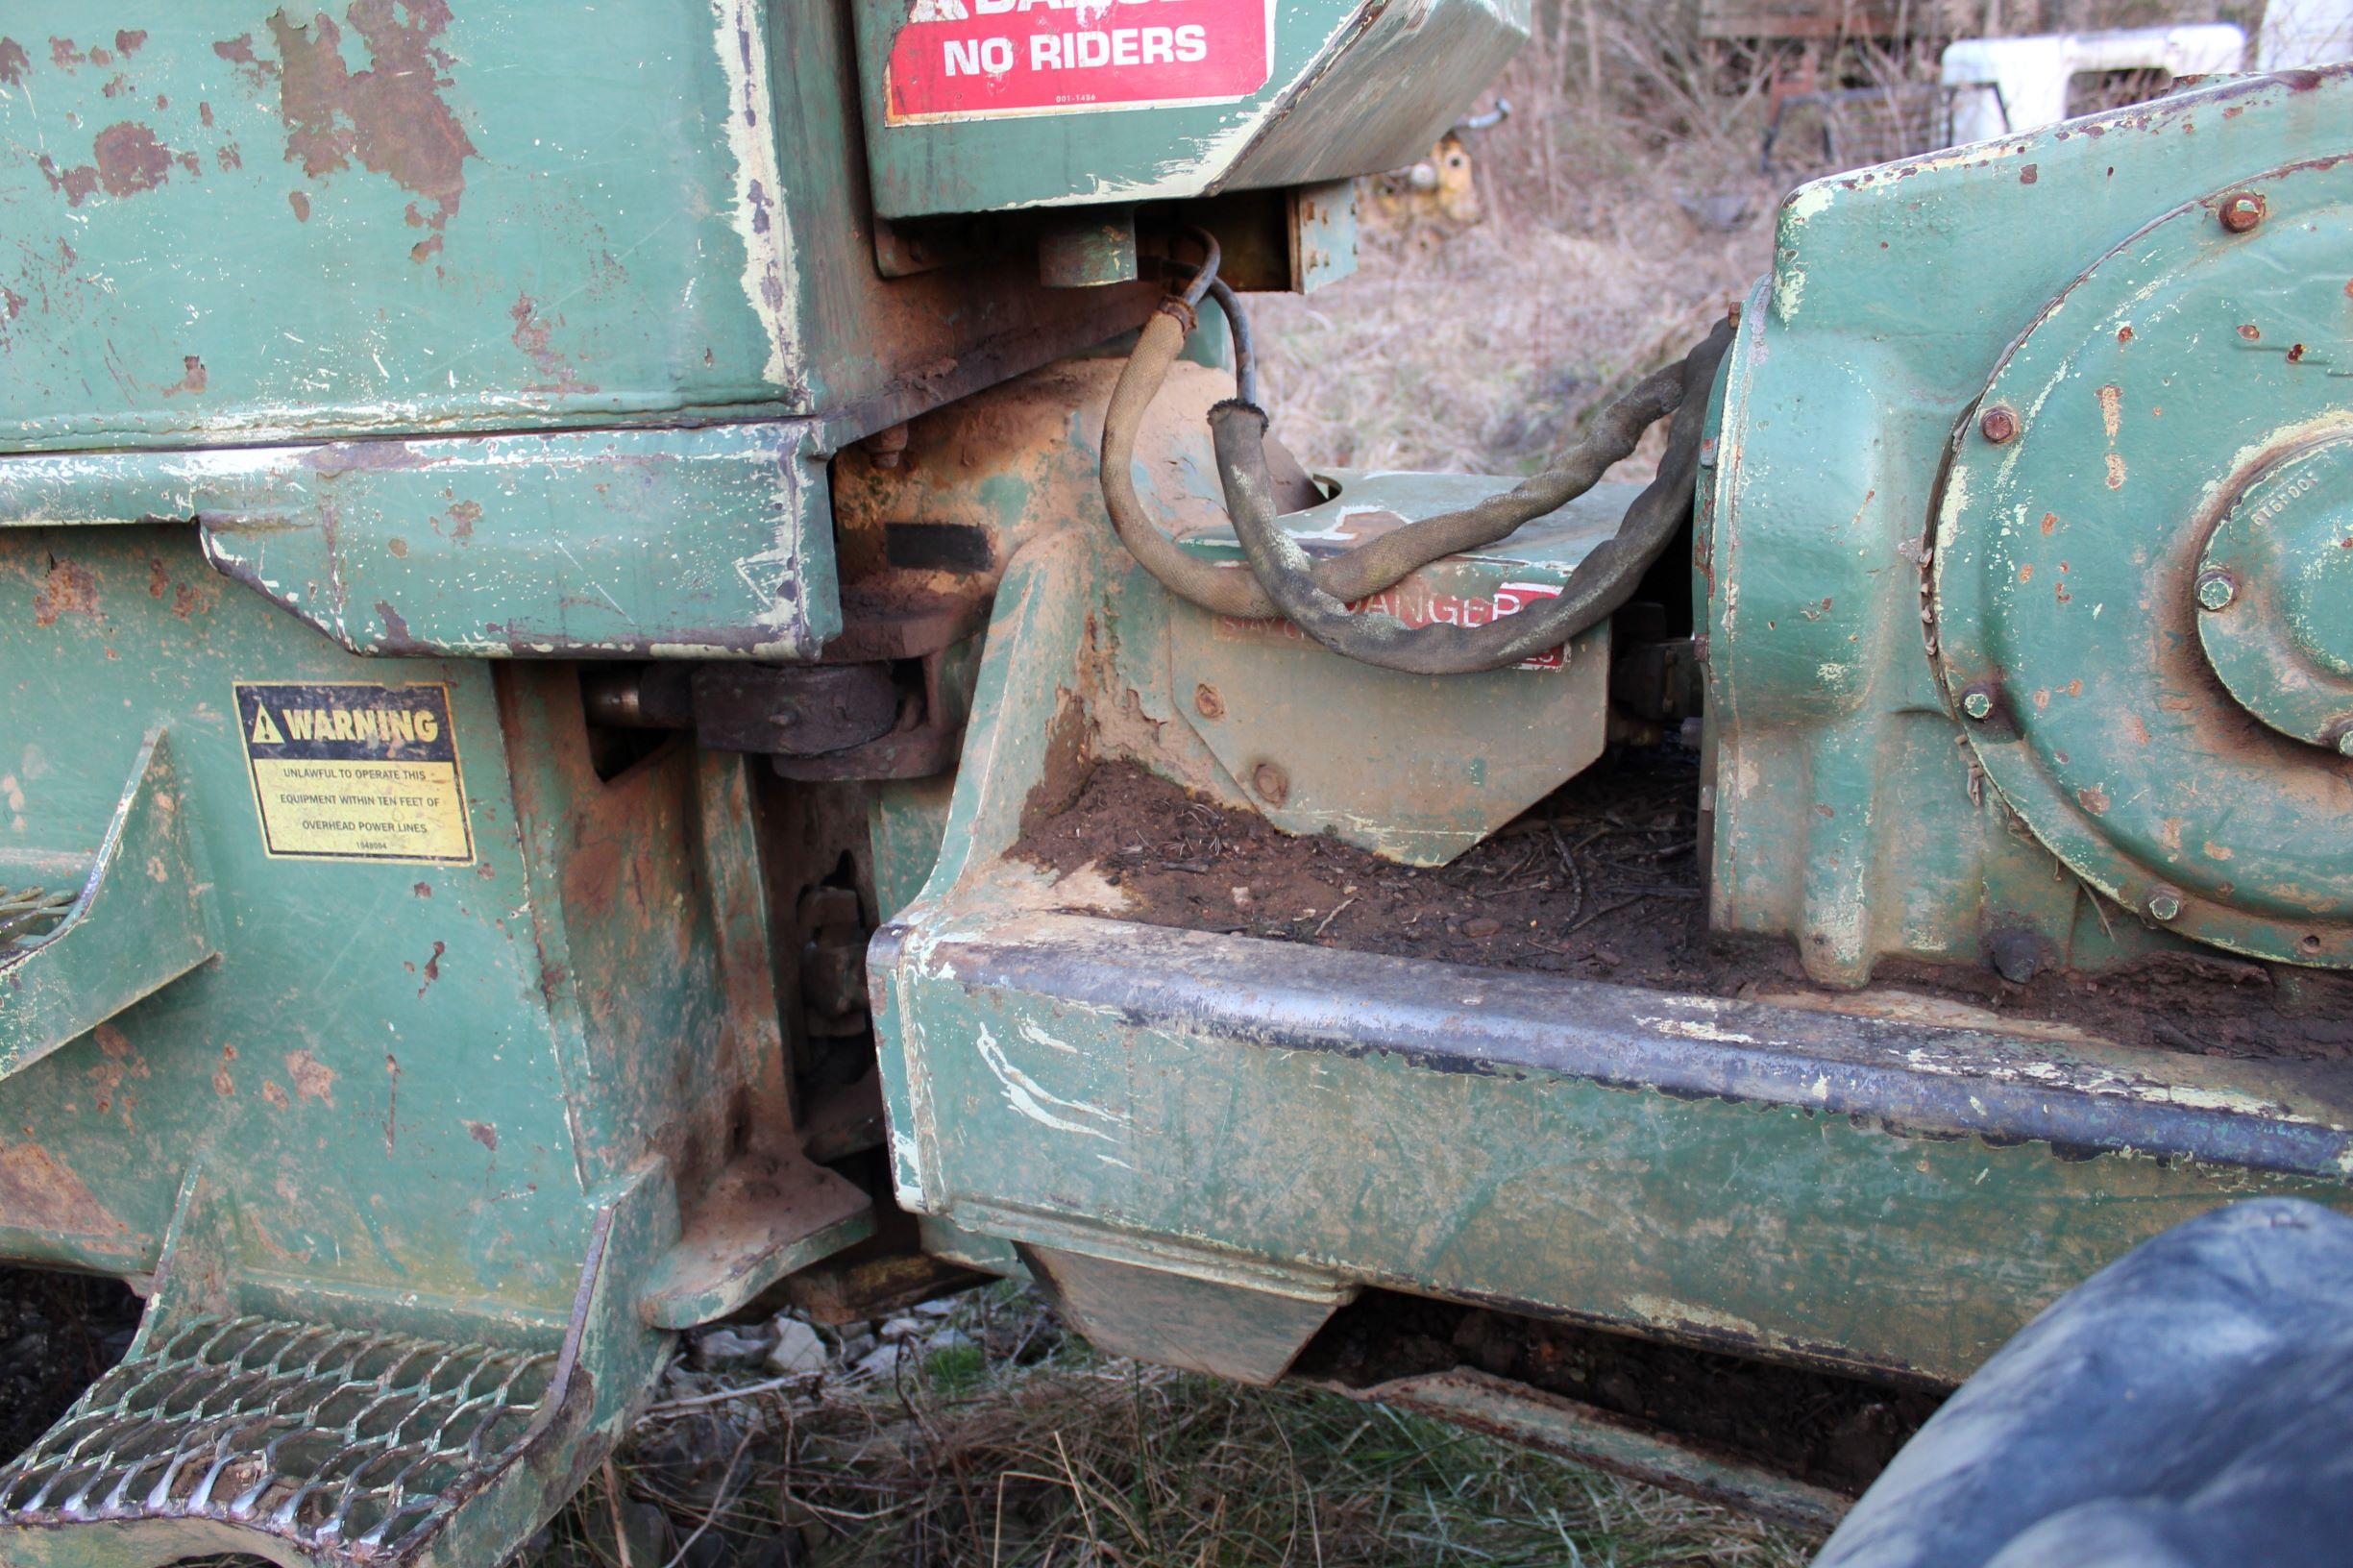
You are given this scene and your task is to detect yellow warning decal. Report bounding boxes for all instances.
[233,682,475,864]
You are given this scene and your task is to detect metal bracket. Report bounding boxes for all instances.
[0,727,217,1080]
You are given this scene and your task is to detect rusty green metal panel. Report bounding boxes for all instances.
[0,3,1174,661]
[1702,67,2353,987]
[0,0,1165,449]
[3,530,576,1298]
[0,2,785,448]
[0,526,859,1561]
[0,424,839,659]
[846,0,1529,219]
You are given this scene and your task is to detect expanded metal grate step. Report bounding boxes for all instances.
[0,1314,560,1563]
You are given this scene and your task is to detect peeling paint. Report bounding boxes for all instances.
[710,0,797,389]
[262,1,479,263]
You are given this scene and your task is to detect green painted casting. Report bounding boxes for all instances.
[2195,439,2353,748]
[1931,153,2353,968]
[1703,67,2353,987]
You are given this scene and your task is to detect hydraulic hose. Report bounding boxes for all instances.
[1211,318,1734,675]
[1098,283,1721,629]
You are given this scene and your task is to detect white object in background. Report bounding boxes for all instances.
[2260,0,2353,67]
[1941,26,2247,145]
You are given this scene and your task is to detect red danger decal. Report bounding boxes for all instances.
[885,0,1273,125]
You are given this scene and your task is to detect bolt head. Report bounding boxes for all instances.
[1250,762,1290,806]
[1961,690,1995,721]
[1978,405,2020,445]
[1193,683,1225,721]
[2146,889,2184,922]
[2194,571,2238,611]
[2218,193,2265,233]
[2337,730,2353,758]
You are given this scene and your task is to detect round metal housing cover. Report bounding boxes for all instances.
[1929,160,2353,968]
[2195,437,2353,751]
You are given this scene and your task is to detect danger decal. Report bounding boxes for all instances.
[235,682,475,865]
[1216,581,1574,671]
[886,0,1273,125]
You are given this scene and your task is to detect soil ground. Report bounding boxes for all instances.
[1017,755,2353,1063]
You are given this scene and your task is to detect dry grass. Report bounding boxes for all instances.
[1250,0,2278,478]
[1253,34,1774,480]
[531,1286,1821,1568]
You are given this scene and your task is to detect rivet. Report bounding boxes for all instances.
[2145,888,2183,922]
[1977,405,2020,445]
[1193,683,1225,721]
[1961,689,1995,721]
[1250,762,1290,806]
[2194,571,2237,611]
[2218,192,2265,233]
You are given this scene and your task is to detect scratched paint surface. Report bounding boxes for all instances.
[0,2,789,451]
[1703,65,2353,987]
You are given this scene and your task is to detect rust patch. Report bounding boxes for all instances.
[32,560,100,626]
[164,355,208,396]
[417,937,445,996]
[48,37,83,68]
[284,1048,336,1105]
[288,189,311,221]
[434,498,480,541]
[262,1079,290,1110]
[466,1119,499,1152]
[213,33,279,92]
[508,295,593,392]
[115,29,148,56]
[212,1044,238,1098]
[38,122,184,207]
[173,579,217,620]
[35,156,100,207]
[0,1140,128,1237]
[264,3,478,262]
[0,38,28,86]
[93,122,176,196]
